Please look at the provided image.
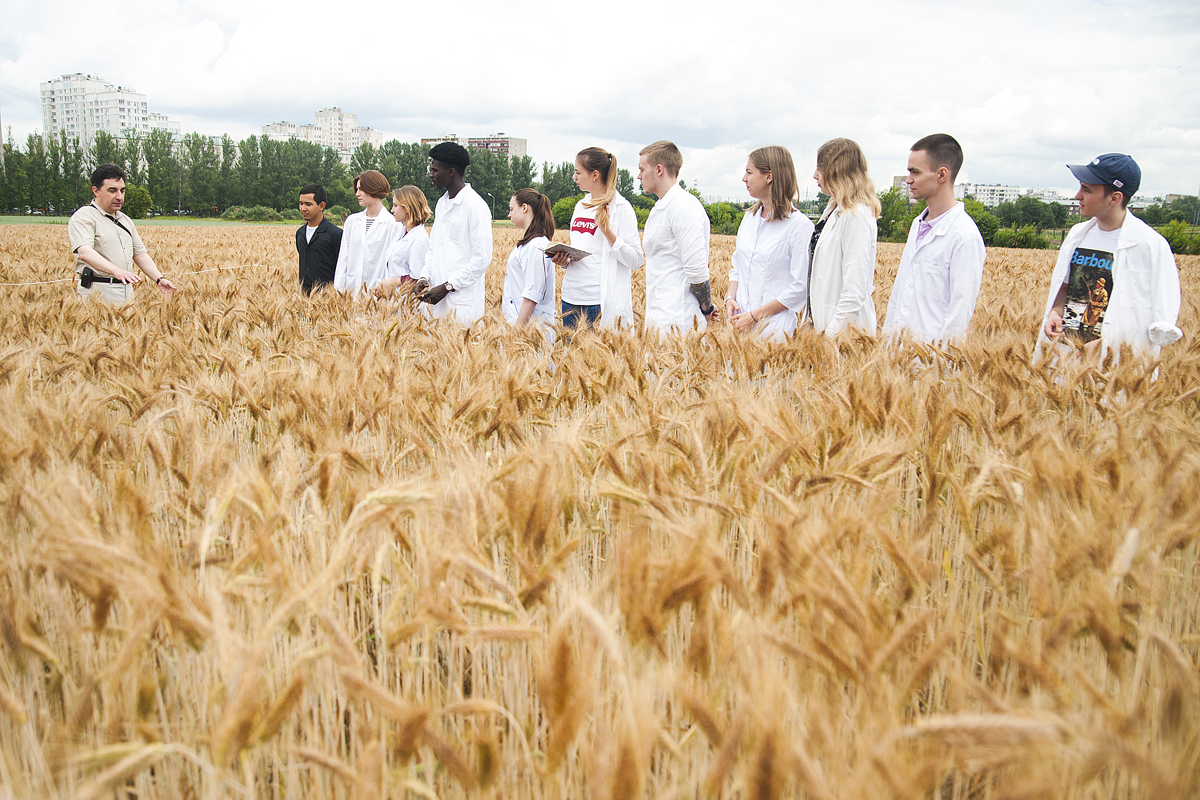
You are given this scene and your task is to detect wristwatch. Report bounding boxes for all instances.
[446,282,456,292]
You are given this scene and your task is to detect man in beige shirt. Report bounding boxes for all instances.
[68,163,176,305]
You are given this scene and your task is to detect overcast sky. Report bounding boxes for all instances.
[2,0,1198,201]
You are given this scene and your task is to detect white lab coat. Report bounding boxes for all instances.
[420,183,494,325]
[334,210,399,294]
[1036,212,1181,359]
[882,202,985,344]
[808,203,878,336]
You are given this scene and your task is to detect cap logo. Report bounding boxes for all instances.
[1092,158,1100,165]
[1113,179,1123,188]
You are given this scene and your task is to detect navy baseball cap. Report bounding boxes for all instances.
[1067,153,1140,198]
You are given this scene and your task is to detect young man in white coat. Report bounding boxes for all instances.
[416,142,494,325]
[1038,153,1181,360]
[637,140,718,333]
[882,134,986,345]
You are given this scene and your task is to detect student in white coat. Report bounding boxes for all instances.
[725,145,814,342]
[334,170,398,295]
[550,147,643,330]
[1038,153,1181,360]
[882,134,986,345]
[503,188,557,338]
[415,142,494,325]
[378,185,431,294]
[807,138,881,337]
[638,140,717,333]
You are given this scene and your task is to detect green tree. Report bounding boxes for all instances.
[236,136,264,207]
[60,131,88,211]
[216,134,237,211]
[181,133,220,215]
[121,133,144,185]
[91,131,122,171]
[512,155,535,192]
[1167,195,1199,226]
[552,193,583,228]
[1158,220,1196,254]
[877,187,924,242]
[618,168,637,204]
[540,162,576,205]
[378,140,436,209]
[123,184,153,219]
[349,142,379,174]
[144,128,178,213]
[23,134,50,213]
[466,147,511,219]
[963,198,1000,246]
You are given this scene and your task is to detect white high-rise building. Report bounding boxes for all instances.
[262,107,385,163]
[40,73,178,143]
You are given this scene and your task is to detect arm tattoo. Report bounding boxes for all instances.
[689,280,713,310]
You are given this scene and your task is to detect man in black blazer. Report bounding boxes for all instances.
[297,183,343,295]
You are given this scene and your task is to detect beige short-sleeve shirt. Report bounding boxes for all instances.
[68,202,147,275]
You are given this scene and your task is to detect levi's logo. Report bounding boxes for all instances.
[571,218,597,235]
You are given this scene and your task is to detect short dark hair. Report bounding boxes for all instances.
[428,142,470,174]
[911,134,964,182]
[299,183,328,206]
[91,163,127,188]
[1102,185,1131,209]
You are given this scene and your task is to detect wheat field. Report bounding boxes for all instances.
[1,223,1198,800]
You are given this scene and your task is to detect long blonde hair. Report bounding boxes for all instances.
[577,147,618,230]
[817,138,880,218]
[748,145,798,222]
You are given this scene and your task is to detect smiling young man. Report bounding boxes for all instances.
[414,142,493,324]
[296,183,343,295]
[68,163,176,305]
[882,134,985,345]
[638,140,717,333]
[1038,153,1181,359]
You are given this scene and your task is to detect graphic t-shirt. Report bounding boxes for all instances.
[1061,225,1120,343]
[561,197,601,305]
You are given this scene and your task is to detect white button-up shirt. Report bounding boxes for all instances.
[502,237,556,327]
[384,224,430,281]
[643,184,711,332]
[729,206,814,341]
[882,202,985,344]
[420,183,494,324]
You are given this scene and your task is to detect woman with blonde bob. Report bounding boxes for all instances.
[378,185,431,293]
[726,145,815,341]
[334,169,398,295]
[807,138,881,336]
[550,147,643,330]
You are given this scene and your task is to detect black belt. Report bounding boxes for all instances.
[80,273,122,284]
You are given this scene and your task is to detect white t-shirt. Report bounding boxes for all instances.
[562,196,601,305]
[305,224,318,243]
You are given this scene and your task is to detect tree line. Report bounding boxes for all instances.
[0,129,635,222]
[2,128,1196,253]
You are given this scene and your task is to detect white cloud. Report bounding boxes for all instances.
[1,0,1197,198]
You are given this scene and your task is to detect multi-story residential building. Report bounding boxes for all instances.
[891,175,913,200]
[421,133,527,159]
[262,107,385,163]
[40,73,178,143]
[954,183,1022,206]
